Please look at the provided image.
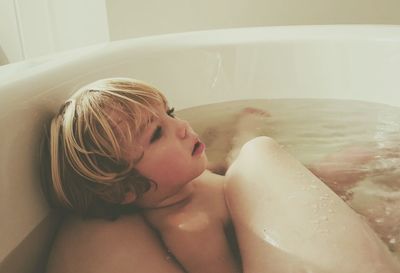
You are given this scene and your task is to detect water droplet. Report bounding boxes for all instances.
[367,208,375,214]
[384,207,392,216]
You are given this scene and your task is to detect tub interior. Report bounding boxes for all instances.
[0,26,399,273]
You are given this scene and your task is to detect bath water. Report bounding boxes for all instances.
[177,99,400,258]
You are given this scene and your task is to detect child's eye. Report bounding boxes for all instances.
[167,107,175,118]
[150,126,162,143]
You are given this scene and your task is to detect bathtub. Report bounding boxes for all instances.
[1,25,399,273]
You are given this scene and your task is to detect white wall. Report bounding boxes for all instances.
[46,0,110,53]
[0,0,23,64]
[106,0,400,40]
[2,0,399,63]
[0,0,110,64]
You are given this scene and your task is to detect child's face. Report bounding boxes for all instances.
[119,104,208,208]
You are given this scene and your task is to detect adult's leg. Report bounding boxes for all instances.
[225,136,400,273]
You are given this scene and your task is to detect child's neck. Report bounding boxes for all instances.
[148,182,196,210]
[140,171,220,211]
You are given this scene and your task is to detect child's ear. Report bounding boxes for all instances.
[121,191,137,204]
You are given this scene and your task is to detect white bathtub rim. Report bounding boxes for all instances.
[1,24,400,86]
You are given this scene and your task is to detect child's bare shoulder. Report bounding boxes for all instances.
[151,174,239,273]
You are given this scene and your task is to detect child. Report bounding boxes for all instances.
[43,77,400,273]
[43,78,240,273]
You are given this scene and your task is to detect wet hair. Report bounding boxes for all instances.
[41,78,167,219]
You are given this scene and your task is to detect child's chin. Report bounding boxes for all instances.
[197,160,208,175]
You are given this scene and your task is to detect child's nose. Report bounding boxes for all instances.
[177,119,189,139]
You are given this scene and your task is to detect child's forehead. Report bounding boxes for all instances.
[106,102,164,131]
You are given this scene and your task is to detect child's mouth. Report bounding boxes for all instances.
[192,141,205,156]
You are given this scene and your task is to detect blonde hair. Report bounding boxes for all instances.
[42,78,167,218]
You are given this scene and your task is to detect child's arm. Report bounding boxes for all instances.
[161,223,240,273]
